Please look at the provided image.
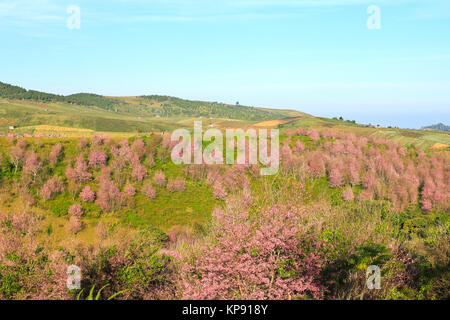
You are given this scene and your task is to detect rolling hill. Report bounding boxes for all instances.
[0,81,305,123]
[422,123,450,132]
[1,81,449,150]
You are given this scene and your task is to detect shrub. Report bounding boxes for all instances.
[131,162,147,182]
[293,141,305,152]
[124,183,136,198]
[153,171,167,188]
[328,167,344,188]
[96,178,123,212]
[40,176,65,201]
[9,143,26,172]
[167,178,186,192]
[131,138,146,159]
[179,203,329,300]
[67,216,83,234]
[78,138,88,150]
[68,203,83,218]
[23,151,42,179]
[342,187,354,201]
[142,183,157,199]
[66,155,92,183]
[79,186,96,202]
[49,143,63,166]
[88,151,108,169]
[212,181,227,200]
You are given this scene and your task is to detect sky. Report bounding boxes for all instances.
[0,0,449,129]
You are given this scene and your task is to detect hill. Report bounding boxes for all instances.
[422,123,450,132]
[0,81,304,122]
[1,81,449,150]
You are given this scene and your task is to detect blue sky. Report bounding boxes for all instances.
[0,0,449,128]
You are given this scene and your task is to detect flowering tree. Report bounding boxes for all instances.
[79,185,96,202]
[22,151,42,181]
[131,160,147,182]
[293,140,305,153]
[213,181,227,200]
[67,216,83,234]
[40,176,65,201]
[179,204,329,300]
[131,138,146,159]
[49,143,63,166]
[167,178,186,192]
[78,137,88,150]
[88,151,108,169]
[68,203,83,218]
[96,176,123,212]
[308,153,326,178]
[119,139,134,163]
[342,187,354,201]
[124,182,136,198]
[307,129,320,141]
[142,183,157,199]
[66,155,92,183]
[9,143,26,173]
[153,171,167,188]
[328,167,345,188]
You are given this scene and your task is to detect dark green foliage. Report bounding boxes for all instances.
[141,95,288,121]
[421,123,450,132]
[65,93,126,111]
[0,81,297,123]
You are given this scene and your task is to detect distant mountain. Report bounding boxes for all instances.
[0,81,304,121]
[421,123,450,132]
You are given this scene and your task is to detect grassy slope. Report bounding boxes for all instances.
[1,79,448,149]
[0,96,306,133]
[280,116,450,149]
[0,81,306,131]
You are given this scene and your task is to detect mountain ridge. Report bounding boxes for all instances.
[421,123,450,132]
[0,81,306,121]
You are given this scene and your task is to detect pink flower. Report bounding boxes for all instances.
[142,183,157,199]
[68,203,83,218]
[153,171,167,188]
[132,162,147,182]
[23,151,42,178]
[67,216,83,234]
[66,155,92,183]
[342,187,354,201]
[49,143,63,166]
[88,151,108,169]
[167,178,186,192]
[40,176,65,200]
[213,181,227,200]
[124,183,136,197]
[79,186,96,202]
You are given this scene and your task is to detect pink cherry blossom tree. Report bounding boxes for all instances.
[49,143,63,166]
[79,185,96,202]
[142,183,157,199]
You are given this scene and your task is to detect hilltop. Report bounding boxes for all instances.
[422,123,450,132]
[0,81,304,122]
[1,81,449,150]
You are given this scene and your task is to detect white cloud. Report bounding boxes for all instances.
[0,0,64,27]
